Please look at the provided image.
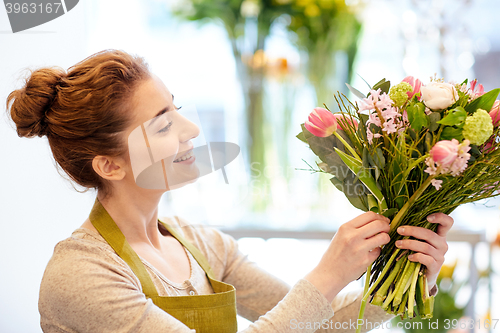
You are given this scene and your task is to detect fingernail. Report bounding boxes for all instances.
[396,240,403,247]
[408,254,414,260]
[398,227,405,234]
[427,214,435,222]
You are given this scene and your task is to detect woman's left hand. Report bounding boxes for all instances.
[394,213,454,290]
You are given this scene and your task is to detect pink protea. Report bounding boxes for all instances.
[304,107,338,137]
[425,139,471,181]
[402,76,422,100]
[470,79,485,100]
[489,100,500,127]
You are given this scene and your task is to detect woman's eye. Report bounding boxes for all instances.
[157,121,173,134]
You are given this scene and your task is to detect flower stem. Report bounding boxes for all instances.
[356,265,371,333]
[393,261,416,306]
[407,263,421,318]
[333,131,361,161]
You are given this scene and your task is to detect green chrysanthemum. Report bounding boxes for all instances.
[462,109,494,145]
[389,82,413,108]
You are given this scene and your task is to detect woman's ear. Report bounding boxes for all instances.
[92,155,126,181]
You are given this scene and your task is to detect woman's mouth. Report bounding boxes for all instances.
[173,150,194,163]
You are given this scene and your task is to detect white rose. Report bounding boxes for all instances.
[421,82,459,110]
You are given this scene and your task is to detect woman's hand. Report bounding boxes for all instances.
[305,212,391,303]
[395,212,454,290]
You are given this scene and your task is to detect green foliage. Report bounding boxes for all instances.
[372,78,391,94]
[465,88,500,114]
[406,102,428,131]
[437,107,467,126]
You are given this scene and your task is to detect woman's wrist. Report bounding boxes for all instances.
[304,268,345,303]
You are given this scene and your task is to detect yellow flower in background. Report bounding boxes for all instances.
[318,0,334,9]
[304,3,320,16]
[296,0,314,7]
[438,260,457,279]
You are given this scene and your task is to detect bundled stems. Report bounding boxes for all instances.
[389,170,439,233]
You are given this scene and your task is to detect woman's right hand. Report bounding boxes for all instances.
[305,212,391,303]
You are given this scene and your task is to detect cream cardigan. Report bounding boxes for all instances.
[39,216,396,332]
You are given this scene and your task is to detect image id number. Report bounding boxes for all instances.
[444,318,499,330]
[5,3,62,14]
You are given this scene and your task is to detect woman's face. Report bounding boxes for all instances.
[125,74,200,191]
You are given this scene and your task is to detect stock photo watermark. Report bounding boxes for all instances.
[3,0,79,33]
[290,318,499,331]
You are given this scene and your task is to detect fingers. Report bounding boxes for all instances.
[364,232,390,251]
[349,211,390,228]
[358,218,390,239]
[427,213,454,237]
[395,238,443,263]
[407,252,442,279]
[397,225,447,252]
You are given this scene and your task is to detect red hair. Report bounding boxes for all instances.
[6,49,151,195]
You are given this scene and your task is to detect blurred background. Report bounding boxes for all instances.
[1,0,500,332]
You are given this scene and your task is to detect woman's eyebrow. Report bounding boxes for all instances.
[148,95,175,128]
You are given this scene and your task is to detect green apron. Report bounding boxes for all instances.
[89,199,238,333]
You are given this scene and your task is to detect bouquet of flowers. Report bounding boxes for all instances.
[297,76,500,329]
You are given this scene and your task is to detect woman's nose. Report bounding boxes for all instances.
[179,115,200,143]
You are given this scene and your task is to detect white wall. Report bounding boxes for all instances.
[0,3,92,332]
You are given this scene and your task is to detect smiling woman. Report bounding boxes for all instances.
[5,49,452,333]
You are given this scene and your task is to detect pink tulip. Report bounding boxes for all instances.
[426,139,471,178]
[304,107,338,137]
[489,100,500,127]
[430,140,458,167]
[402,76,422,100]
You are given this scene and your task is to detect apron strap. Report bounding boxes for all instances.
[89,198,221,296]
[89,199,159,297]
[158,218,216,281]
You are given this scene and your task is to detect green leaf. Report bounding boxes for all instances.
[428,112,441,132]
[440,127,464,141]
[330,177,368,211]
[300,123,314,141]
[346,83,366,99]
[357,114,369,142]
[437,107,467,126]
[330,176,344,192]
[465,88,500,114]
[407,102,428,131]
[372,78,391,94]
[381,208,398,218]
[334,148,387,210]
[369,147,385,169]
[296,131,307,143]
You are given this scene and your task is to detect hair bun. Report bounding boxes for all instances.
[7,67,66,138]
